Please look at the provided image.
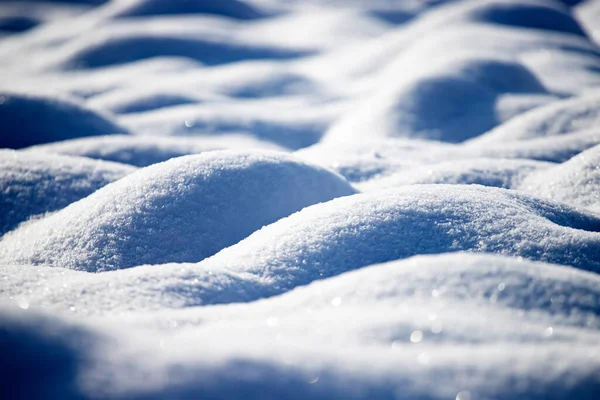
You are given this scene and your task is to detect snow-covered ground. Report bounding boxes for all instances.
[2,0,600,399]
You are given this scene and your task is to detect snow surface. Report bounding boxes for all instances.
[0,149,135,235]
[519,143,600,213]
[26,134,285,166]
[2,0,600,398]
[0,150,356,271]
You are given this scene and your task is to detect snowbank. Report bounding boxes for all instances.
[0,91,128,149]
[0,150,134,236]
[469,92,600,144]
[325,56,551,143]
[2,253,600,399]
[519,144,600,213]
[0,150,356,271]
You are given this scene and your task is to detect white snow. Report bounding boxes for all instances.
[0,90,128,148]
[2,0,600,398]
[0,150,135,236]
[26,134,285,166]
[519,143,600,213]
[0,150,356,271]
[2,253,600,399]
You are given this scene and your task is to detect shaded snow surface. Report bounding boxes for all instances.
[2,0,600,398]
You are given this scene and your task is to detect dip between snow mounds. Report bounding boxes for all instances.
[519,144,600,214]
[457,128,600,163]
[3,254,600,400]
[102,0,264,20]
[0,91,128,149]
[26,134,285,167]
[0,150,356,272]
[468,92,600,145]
[358,157,553,192]
[0,150,135,237]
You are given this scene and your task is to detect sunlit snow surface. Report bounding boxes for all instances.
[2,0,600,399]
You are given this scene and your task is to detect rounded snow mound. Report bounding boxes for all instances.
[469,93,600,145]
[0,150,135,236]
[196,185,600,295]
[257,253,600,326]
[359,158,553,191]
[6,252,600,323]
[0,150,356,272]
[0,308,102,400]
[27,134,285,167]
[105,0,263,20]
[0,91,127,149]
[325,56,549,143]
[518,144,600,213]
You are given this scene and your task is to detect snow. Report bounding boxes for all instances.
[0,149,135,236]
[2,253,600,399]
[26,134,285,167]
[324,55,555,143]
[2,0,600,398]
[469,92,600,144]
[0,91,128,149]
[0,150,356,271]
[519,143,600,213]
[358,158,553,191]
[103,0,265,20]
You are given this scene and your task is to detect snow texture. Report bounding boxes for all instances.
[0,150,356,271]
[0,150,135,236]
[26,134,285,167]
[519,143,600,213]
[2,0,600,398]
[2,253,600,400]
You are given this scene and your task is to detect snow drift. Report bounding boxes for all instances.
[0,91,127,149]
[0,150,356,271]
[0,150,135,236]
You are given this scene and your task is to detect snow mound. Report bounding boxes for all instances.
[0,91,128,149]
[26,134,285,167]
[519,144,600,213]
[0,150,134,236]
[2,0,600,398]
[0,308,103,400]
[228,252,600,326]
[104,0,264,20]
[191,185,600,300]
[459,0,586,37]
[469,92,600,145]
[325,56,550,143]
[0,150,356,272]
[3,254,600,400]
[359,158,553,191]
